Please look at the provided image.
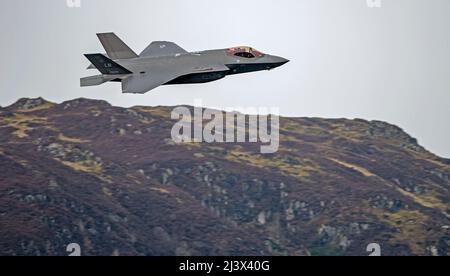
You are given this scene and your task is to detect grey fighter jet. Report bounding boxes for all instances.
[81,33,289,94]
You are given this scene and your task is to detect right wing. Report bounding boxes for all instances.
[139,41,188,58]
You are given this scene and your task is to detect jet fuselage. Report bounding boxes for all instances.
[114,49,289,85]
[81,33,289,94]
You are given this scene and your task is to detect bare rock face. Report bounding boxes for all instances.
[0,98,448,256]
[7,97,52,111]
[20,98,46,110]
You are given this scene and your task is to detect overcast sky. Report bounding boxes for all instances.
[0,0,449,157]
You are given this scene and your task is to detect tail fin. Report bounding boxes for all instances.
[84,54,132,75]
[97,32,138,60]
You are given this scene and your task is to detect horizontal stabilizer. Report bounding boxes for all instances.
[80,75,108,87]
[80,74,130,87]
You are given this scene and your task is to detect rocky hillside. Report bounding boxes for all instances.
[0,97,448,256]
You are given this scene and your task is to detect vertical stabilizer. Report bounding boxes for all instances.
[96,32,138,60]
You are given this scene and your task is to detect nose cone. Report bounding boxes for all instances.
[275,56,290,65]
[265,55,289,70]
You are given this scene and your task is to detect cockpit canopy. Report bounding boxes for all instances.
[227,46,265,59]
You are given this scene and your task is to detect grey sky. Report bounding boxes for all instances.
[0,0,449,157]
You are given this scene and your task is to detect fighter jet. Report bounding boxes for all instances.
[81,33,289,94]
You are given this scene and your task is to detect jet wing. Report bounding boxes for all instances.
[122,64,230,94]
[122,70,182,94]
[140,41,188,57]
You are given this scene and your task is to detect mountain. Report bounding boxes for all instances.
[0,97,448,256]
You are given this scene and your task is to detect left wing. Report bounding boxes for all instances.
[122,64,230,94]
[122,70,182,94]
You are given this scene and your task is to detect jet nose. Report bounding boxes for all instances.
[276,57,290,65]
[267,55,289,69]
